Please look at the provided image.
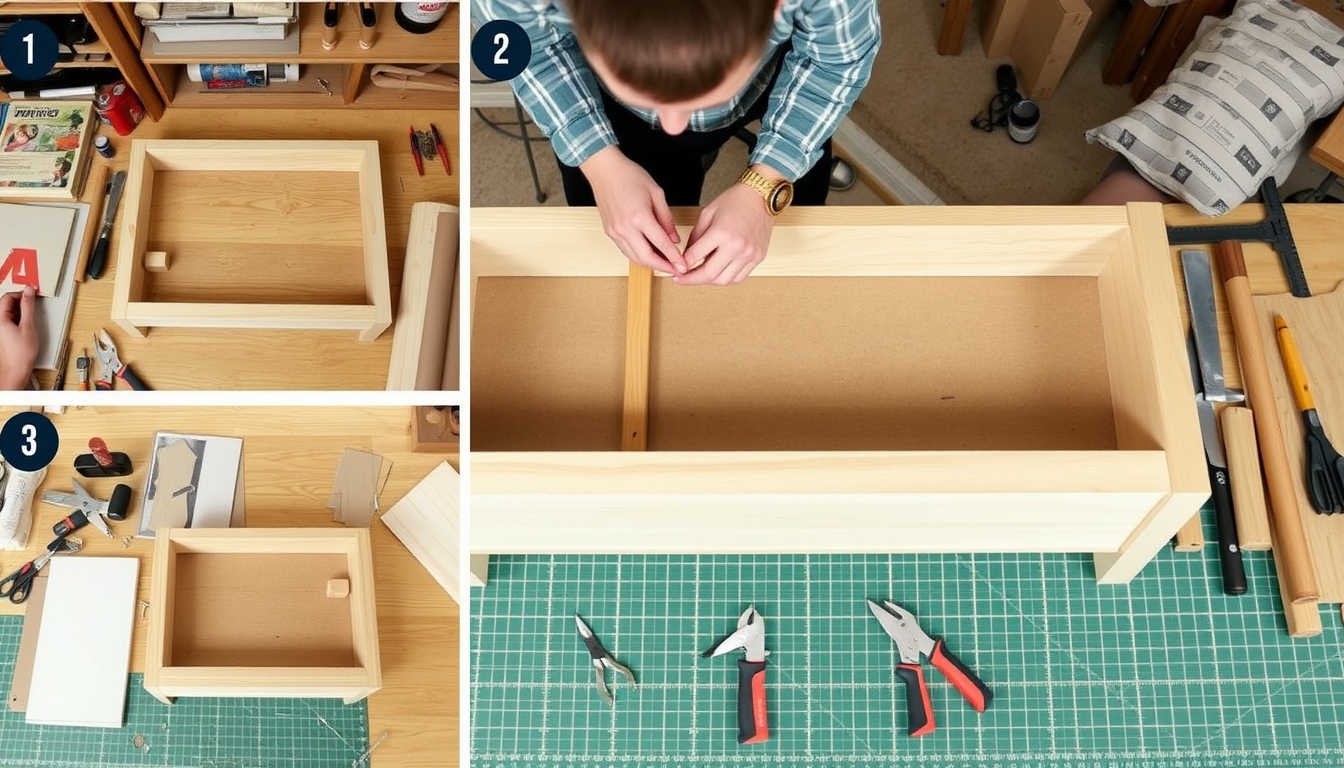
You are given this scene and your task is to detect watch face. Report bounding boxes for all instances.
[769,183,794,214]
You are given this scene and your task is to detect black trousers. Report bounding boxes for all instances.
[557,87,834,207]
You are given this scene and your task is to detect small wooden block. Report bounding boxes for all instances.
[1222,406,1271,551]
[144,251,170,272]
[326,579,350,599]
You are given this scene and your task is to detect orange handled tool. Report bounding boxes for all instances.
[1274,315,1344,514]
[704,605,769,744]
[868,599,992,737]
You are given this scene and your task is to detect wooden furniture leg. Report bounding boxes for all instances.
[1174,513,1204,551]
[1130,0,1233,102]
[939,0,975,55]
[1103,0,1166,85]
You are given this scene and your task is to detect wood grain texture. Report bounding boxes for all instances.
[32,107,457,390]
[1174,515,1204,551]
[1221,405,1272,551]
[0,406,458,767]
[1218,241,1319,604]
[622,265,654,451]
[1252,284,1344,601]
[939,0,975,54]
[380,462,462,604]
[386,204,458,390]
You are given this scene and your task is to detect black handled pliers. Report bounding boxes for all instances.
[867,599,992,737]
[575,613,636,706]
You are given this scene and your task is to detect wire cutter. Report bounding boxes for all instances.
[575,613,636,706]
[867,599,992,737]
[703,604,770,744]
[0,536,82,604]
[92,329,149,390]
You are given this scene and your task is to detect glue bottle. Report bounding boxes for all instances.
[395,2,448,33]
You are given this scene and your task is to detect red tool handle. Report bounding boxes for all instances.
[52,511,89,538]
[736,658,769,744]
[895,663,935,737]
[928,639,993,713]
[89,437,114,467]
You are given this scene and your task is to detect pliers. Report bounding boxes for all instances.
[575,613,636,706]
[703,604,770,744]
[867,599,992,737]
[92,329,149,390]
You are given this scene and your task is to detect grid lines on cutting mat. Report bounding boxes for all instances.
[0,617,370,768]
[471,537,1344,768]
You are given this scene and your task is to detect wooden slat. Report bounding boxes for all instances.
[622,265,654,451]
[939,0,975,54]
[1221,406,1272,550]
[380,462,463,605]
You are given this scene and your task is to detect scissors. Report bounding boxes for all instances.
[0,537,83,604]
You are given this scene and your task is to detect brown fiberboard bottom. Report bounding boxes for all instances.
[170,552,357,667]
[474,275,1116,452]
[1253,283,1344,603]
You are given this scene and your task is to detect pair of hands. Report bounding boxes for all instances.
[0,287,38,391]
[582,147,777,285]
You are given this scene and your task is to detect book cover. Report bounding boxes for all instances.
[0,201,77,297]
[0,100,95,200]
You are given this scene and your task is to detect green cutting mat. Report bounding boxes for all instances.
[0,617,371,768]
[470,523,1344,768]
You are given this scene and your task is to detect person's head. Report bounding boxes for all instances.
[567,0,781,135]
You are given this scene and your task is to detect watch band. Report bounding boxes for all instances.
[737,169,793,216]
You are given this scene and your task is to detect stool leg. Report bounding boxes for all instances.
[938,0,975,55]
[514,95,547,204]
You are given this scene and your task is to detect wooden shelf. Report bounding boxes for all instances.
[139,2,457,65]
[0,3,84,14]
[0,58,116,76]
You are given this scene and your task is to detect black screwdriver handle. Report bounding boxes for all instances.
[1208,464,1248,594]
[52,510,89,537]
[87,235,110,280]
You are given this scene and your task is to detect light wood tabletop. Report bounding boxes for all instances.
[23,107,457,391]
[0,406,459,768]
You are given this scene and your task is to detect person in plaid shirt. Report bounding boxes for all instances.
[475,0,881,285]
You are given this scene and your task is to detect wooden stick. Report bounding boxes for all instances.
[1173,514,1204,551]
[1216,240,1319,604]
[75,162,109,283]
[1221,406,1272,550]
[621,265,654,451]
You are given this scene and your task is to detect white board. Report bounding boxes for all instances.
[26,557,139,727]
[29,201,89,370]
[381,461,462,604]
[0,201,76,296]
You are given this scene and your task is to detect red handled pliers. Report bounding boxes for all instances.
[93,329,149,390]
[867,599,992,736]
[704,604,770,744]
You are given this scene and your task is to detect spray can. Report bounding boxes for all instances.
[395,2,448,33]
[94,82,145,137]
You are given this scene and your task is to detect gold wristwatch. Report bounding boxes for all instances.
[737,168,794,216]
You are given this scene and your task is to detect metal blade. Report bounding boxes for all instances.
[39,491,87,511]
[705,606,767,662]
[867,600,929,663]
[1181,249,1228,401]
[1187,335,1228,469]
[99,171,126,236]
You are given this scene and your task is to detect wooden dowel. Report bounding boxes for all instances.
[1216,240,1319,604]
[621,264,654,451]
[1221,406,1272,550]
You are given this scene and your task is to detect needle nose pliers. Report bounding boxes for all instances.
[575,613,636,706]
[867,599,992,737]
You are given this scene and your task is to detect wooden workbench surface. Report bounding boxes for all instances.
[1163,202,1344,387]
[26,107,457,391]
[0,406,459,768]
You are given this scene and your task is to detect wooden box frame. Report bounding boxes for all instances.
[145,527,381,704]
[469,205,1206,586]
[111,140,392,341]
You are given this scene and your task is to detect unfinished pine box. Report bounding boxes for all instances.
[145,528,381,704]
[470,205,1206,586]
[111,140,392,341]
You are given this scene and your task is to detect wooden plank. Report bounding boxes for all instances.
[622,265,654,451]
[358,141,393,342]
[386,204,458,390]
[381,462,463,605]
[939,0,975,54]
[28,558,139,726]
[1011,0,1092,100]
[7,572,47,712]
[1221,405,1272,551]
[1218,242,1318,605]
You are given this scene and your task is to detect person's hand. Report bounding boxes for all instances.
[676,181,775,286]
[0,287,38,390]
[581,146,688,274]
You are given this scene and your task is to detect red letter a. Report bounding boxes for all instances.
[0,248,40,290]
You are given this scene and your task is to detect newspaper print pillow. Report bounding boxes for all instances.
[1086,0,1344,215]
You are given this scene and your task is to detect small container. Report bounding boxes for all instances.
[1007,99,1040,145]
[94,135,115,158]
[395,2,448,33]
[94,81,146,137]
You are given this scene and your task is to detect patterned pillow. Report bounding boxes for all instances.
[1086,0,1344,215]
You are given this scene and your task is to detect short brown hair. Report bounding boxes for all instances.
[567,0,777,103]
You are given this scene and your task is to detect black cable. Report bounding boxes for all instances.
[970,64,1022,133]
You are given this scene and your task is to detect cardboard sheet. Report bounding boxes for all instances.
[7,571,47,713]
[27,557,139,727]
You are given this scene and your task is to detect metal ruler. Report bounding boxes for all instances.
[1166,179,1312,298]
